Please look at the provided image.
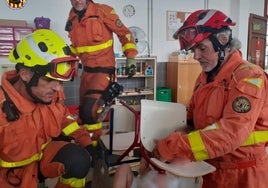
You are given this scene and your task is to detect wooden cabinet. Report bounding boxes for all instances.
[115,56,157,105]
[166,59,201,106]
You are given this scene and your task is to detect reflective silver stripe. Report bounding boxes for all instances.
[26,35,56,62]
[197,9,217,25]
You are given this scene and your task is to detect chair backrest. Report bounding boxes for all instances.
[140,99,186,152]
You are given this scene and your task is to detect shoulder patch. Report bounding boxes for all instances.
[244,78,263,88]
[116,19,123,28]
[232,96,251,113]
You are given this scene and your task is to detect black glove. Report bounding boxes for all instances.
[126,58,136,78]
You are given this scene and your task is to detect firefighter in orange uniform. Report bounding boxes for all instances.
[65,0,138,137]
[0,29,96,188]
[152,9,268,188]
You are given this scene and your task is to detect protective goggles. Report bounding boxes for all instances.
[174,25,217,50]
[174,26,200,44]
[46,57,78,81]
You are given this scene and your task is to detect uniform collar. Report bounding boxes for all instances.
[199,50,244,84]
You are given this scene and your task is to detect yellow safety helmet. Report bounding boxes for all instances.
[9,29,78,81]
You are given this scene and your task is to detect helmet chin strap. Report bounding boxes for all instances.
[74,8,86,21]
[23,66,52,104]
[206,34,231,82]
[23,75,51,105]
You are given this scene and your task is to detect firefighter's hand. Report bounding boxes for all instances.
[126,58,136,78]
[151,140,167,162]
[152,147,161,160]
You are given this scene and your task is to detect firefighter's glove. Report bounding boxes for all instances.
[41,162,65,177]
[126,58,136,78]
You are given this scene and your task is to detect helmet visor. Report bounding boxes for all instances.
[46,57,78,81]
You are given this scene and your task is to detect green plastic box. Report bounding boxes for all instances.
[156,87,171,102]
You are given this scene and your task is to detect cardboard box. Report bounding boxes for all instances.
[0,19,27,27]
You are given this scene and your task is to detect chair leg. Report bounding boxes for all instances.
[101,100,141,167]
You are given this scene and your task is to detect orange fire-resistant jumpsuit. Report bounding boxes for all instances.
[157,50,268,188]
[65,1,138,134]
[0,71,92,188]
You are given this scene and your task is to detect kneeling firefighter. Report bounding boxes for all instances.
[0,29,97,188]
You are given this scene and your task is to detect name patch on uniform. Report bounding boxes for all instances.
[116,19,123,28]
[232,96,251,113]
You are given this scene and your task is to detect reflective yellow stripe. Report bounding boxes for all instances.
[242,131,268,146]
[0,141,50,168]
[244,78,262,88]
[84,122,103,131]
[62,122,80,136]
[70,40,113,54]
[188,131,209,161]
[187,128,268,161]
[41,140,51,150]
[60,176,86,188]
[111,9,116,14]
[122,43,136,52]
[0,153,43,168]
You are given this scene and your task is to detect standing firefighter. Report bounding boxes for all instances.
[65,0,138,138]
[0,29,96,188]
[151,9,268,188]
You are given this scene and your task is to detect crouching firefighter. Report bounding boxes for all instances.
[0,29,97,188]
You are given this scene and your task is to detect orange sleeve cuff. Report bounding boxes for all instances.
[76,134,92,147]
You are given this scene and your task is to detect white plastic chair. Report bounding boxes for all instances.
[100,99,215,187]
[139,99,216,188]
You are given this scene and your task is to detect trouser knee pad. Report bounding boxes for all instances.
[52,143,91,179]
[79,97,97,124]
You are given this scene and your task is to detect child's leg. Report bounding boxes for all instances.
[112,164,134,188]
